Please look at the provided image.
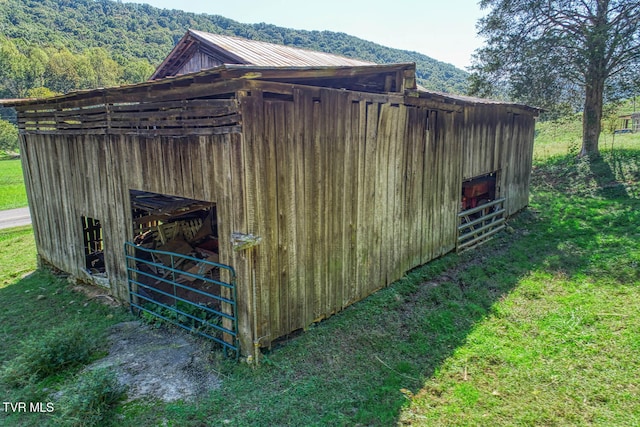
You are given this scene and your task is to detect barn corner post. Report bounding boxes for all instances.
[16,130,41,264]
[230,240,261,363]
[233,88,265,362]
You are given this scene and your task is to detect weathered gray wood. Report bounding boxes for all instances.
[16,68,537,356]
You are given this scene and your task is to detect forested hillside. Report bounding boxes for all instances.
[0,0,469,95]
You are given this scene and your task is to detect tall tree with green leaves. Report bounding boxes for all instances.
[470,0,640,156]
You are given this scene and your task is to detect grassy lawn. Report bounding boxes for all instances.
[1,144,638,426]
[0,225,36,287]
[0,226,132,427]
[0,159,28,210]
[401,148,640,426]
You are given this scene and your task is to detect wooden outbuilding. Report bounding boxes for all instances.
[618,112,640,133]
[3,36,538,358]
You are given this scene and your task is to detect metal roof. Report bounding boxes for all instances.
[151,29,374,79]
[189,30,374,67]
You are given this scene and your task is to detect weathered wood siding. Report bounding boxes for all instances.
[461,104,536,215]
[20,132,241,285]
[240,86,463,345]
[176,51,224,76]
[14,67,536,354]
[20,129,254,350]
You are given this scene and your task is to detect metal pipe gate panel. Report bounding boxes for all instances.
[124,242,239,358]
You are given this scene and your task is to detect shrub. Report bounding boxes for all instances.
[0,119,19,153]
[1,324,97,387]
[55,368,127,427]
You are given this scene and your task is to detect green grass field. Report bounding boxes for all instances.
[0,139,639,426]
[0,159,28,210]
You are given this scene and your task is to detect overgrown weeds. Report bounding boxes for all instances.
[54,368,127,427]
[1,325,98,388]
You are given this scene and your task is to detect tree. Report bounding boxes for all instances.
[122,59,155,84]
[470,0,640,157]
[0,39,30,98]
[85,47,122,88]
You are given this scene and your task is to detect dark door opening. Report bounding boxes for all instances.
[461,173,497,211]
[129,190,222,305]
[130,190,218,258]
[126,190,238,356]
[82,216,105,275]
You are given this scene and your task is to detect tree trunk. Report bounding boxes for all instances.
[580,76,604,157]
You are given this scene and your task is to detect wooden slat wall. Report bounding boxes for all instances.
[18,99,240,136]
[240,87,464,346]
[502,112,536,215]
[19,127,245,306]
[461,104,536,216]
[177,51,224,76]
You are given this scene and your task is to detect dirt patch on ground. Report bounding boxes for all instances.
[88,321,222,402]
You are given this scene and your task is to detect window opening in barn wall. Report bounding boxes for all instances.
[457,172,506,251]
[125,190,239,356]
[82,216,106,275]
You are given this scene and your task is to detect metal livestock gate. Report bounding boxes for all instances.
[125,242,239,358]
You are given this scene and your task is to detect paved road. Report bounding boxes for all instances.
[0,207,31,230]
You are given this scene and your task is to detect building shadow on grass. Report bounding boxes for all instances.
[245,153,640,426]
[590,152,632,199]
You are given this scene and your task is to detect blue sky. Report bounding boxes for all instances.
[124,0,486,70]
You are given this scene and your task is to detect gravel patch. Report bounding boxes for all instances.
[88,321,221,402]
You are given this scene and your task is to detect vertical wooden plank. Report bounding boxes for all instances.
[30,136,51,264]
[310,96,325,321]
[263,101,281,337]
[273,100,296,335]
[240,89,270,347]
[380,104,393,286]
[408,107,426,268]
[354,99,368,303]
[214,133,235,345]
[435,110,448,256]
[256,95,273,344]
[445,111,463,252]
[364,102,380,295]
[343,95,359,307]
[228,130,252,353]
[393,104,409,278]
[286,99,301,334]
[179,138,195,200]
[328,90,346,312]
[383,104,399,285]
[292,88,313,327]
[421,110,434,262]
[237,92,258,352]
[321,89,336,317]
[189,136,205,200]
[301,91,321,323]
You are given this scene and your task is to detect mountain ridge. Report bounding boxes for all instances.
[0,0,469,93]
